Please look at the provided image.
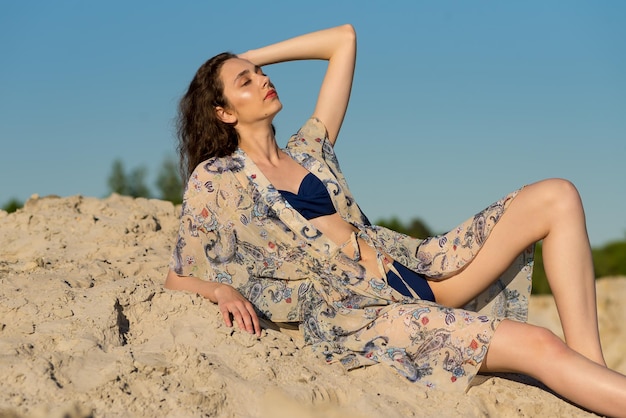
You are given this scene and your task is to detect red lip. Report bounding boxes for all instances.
[265,90,277,100]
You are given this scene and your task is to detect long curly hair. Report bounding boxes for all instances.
[176,52,239,181]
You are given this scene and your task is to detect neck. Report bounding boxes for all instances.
[237,122,281,166]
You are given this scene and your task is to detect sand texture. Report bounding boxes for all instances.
[1,194,624,418]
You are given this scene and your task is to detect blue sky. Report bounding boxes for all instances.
[1,1,624,247]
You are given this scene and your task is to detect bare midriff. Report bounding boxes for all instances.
[310,212,388,277]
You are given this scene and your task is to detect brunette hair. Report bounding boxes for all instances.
[176,52,239,180]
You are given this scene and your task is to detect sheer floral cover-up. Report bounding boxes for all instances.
[171,118,534,392]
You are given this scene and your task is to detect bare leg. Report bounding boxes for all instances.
[481,320,626,418]
[429,179,605,365]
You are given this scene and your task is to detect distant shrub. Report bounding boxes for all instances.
[593,240,626,278]
[375,216,433,239]
[531,243,550,294]
[2,198,23,213]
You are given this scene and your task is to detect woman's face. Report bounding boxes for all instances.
[217,58,282,126]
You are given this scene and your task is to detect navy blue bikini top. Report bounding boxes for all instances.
[278,172,336,220]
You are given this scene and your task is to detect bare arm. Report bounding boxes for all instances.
[239,24,356,145]
[165,269,261,337]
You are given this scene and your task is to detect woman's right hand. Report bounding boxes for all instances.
[213,283,261,337]
[165,269,261,337]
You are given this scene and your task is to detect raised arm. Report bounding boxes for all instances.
[239,24,356,145]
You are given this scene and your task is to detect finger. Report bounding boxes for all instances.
[248,306,261,337]
[231,309,246,332]
[238,307,254,334]
[220,306,233,328]
[240,302,260,335]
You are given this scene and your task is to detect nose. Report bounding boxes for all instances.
[261,73,271,88]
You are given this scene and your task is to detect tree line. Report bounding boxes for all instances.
[1,156,183,213]
[107,156,183,205]
[2,157,625,293]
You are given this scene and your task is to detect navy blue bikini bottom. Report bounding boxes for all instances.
[386,260,436,302]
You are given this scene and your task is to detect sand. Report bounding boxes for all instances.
[1,194,624,418]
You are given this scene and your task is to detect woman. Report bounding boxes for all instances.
[165,25,626,416]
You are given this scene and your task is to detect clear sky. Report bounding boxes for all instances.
[1,1,624,247]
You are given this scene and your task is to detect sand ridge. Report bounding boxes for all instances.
[1,194,623,417]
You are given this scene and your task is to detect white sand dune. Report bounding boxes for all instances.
[1,194,623,417]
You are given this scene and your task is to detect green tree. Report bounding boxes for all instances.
[128,166,151,198]
[531,243,550,294]
[376,216,405,234]
[405,218,433,239]
[2,198,23,213]
[156,156,183,204]
[375,216,433,239]
[108,159,128,195]
[593,240,626,278]
[107,159,151,198]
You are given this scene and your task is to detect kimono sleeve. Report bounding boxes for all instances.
[169,172,219,281]
[286,117,329,156]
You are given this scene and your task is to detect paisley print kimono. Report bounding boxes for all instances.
[171,117,534,392]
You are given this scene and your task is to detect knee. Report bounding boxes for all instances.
[527,326,569,360]
[538,178,583,216]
